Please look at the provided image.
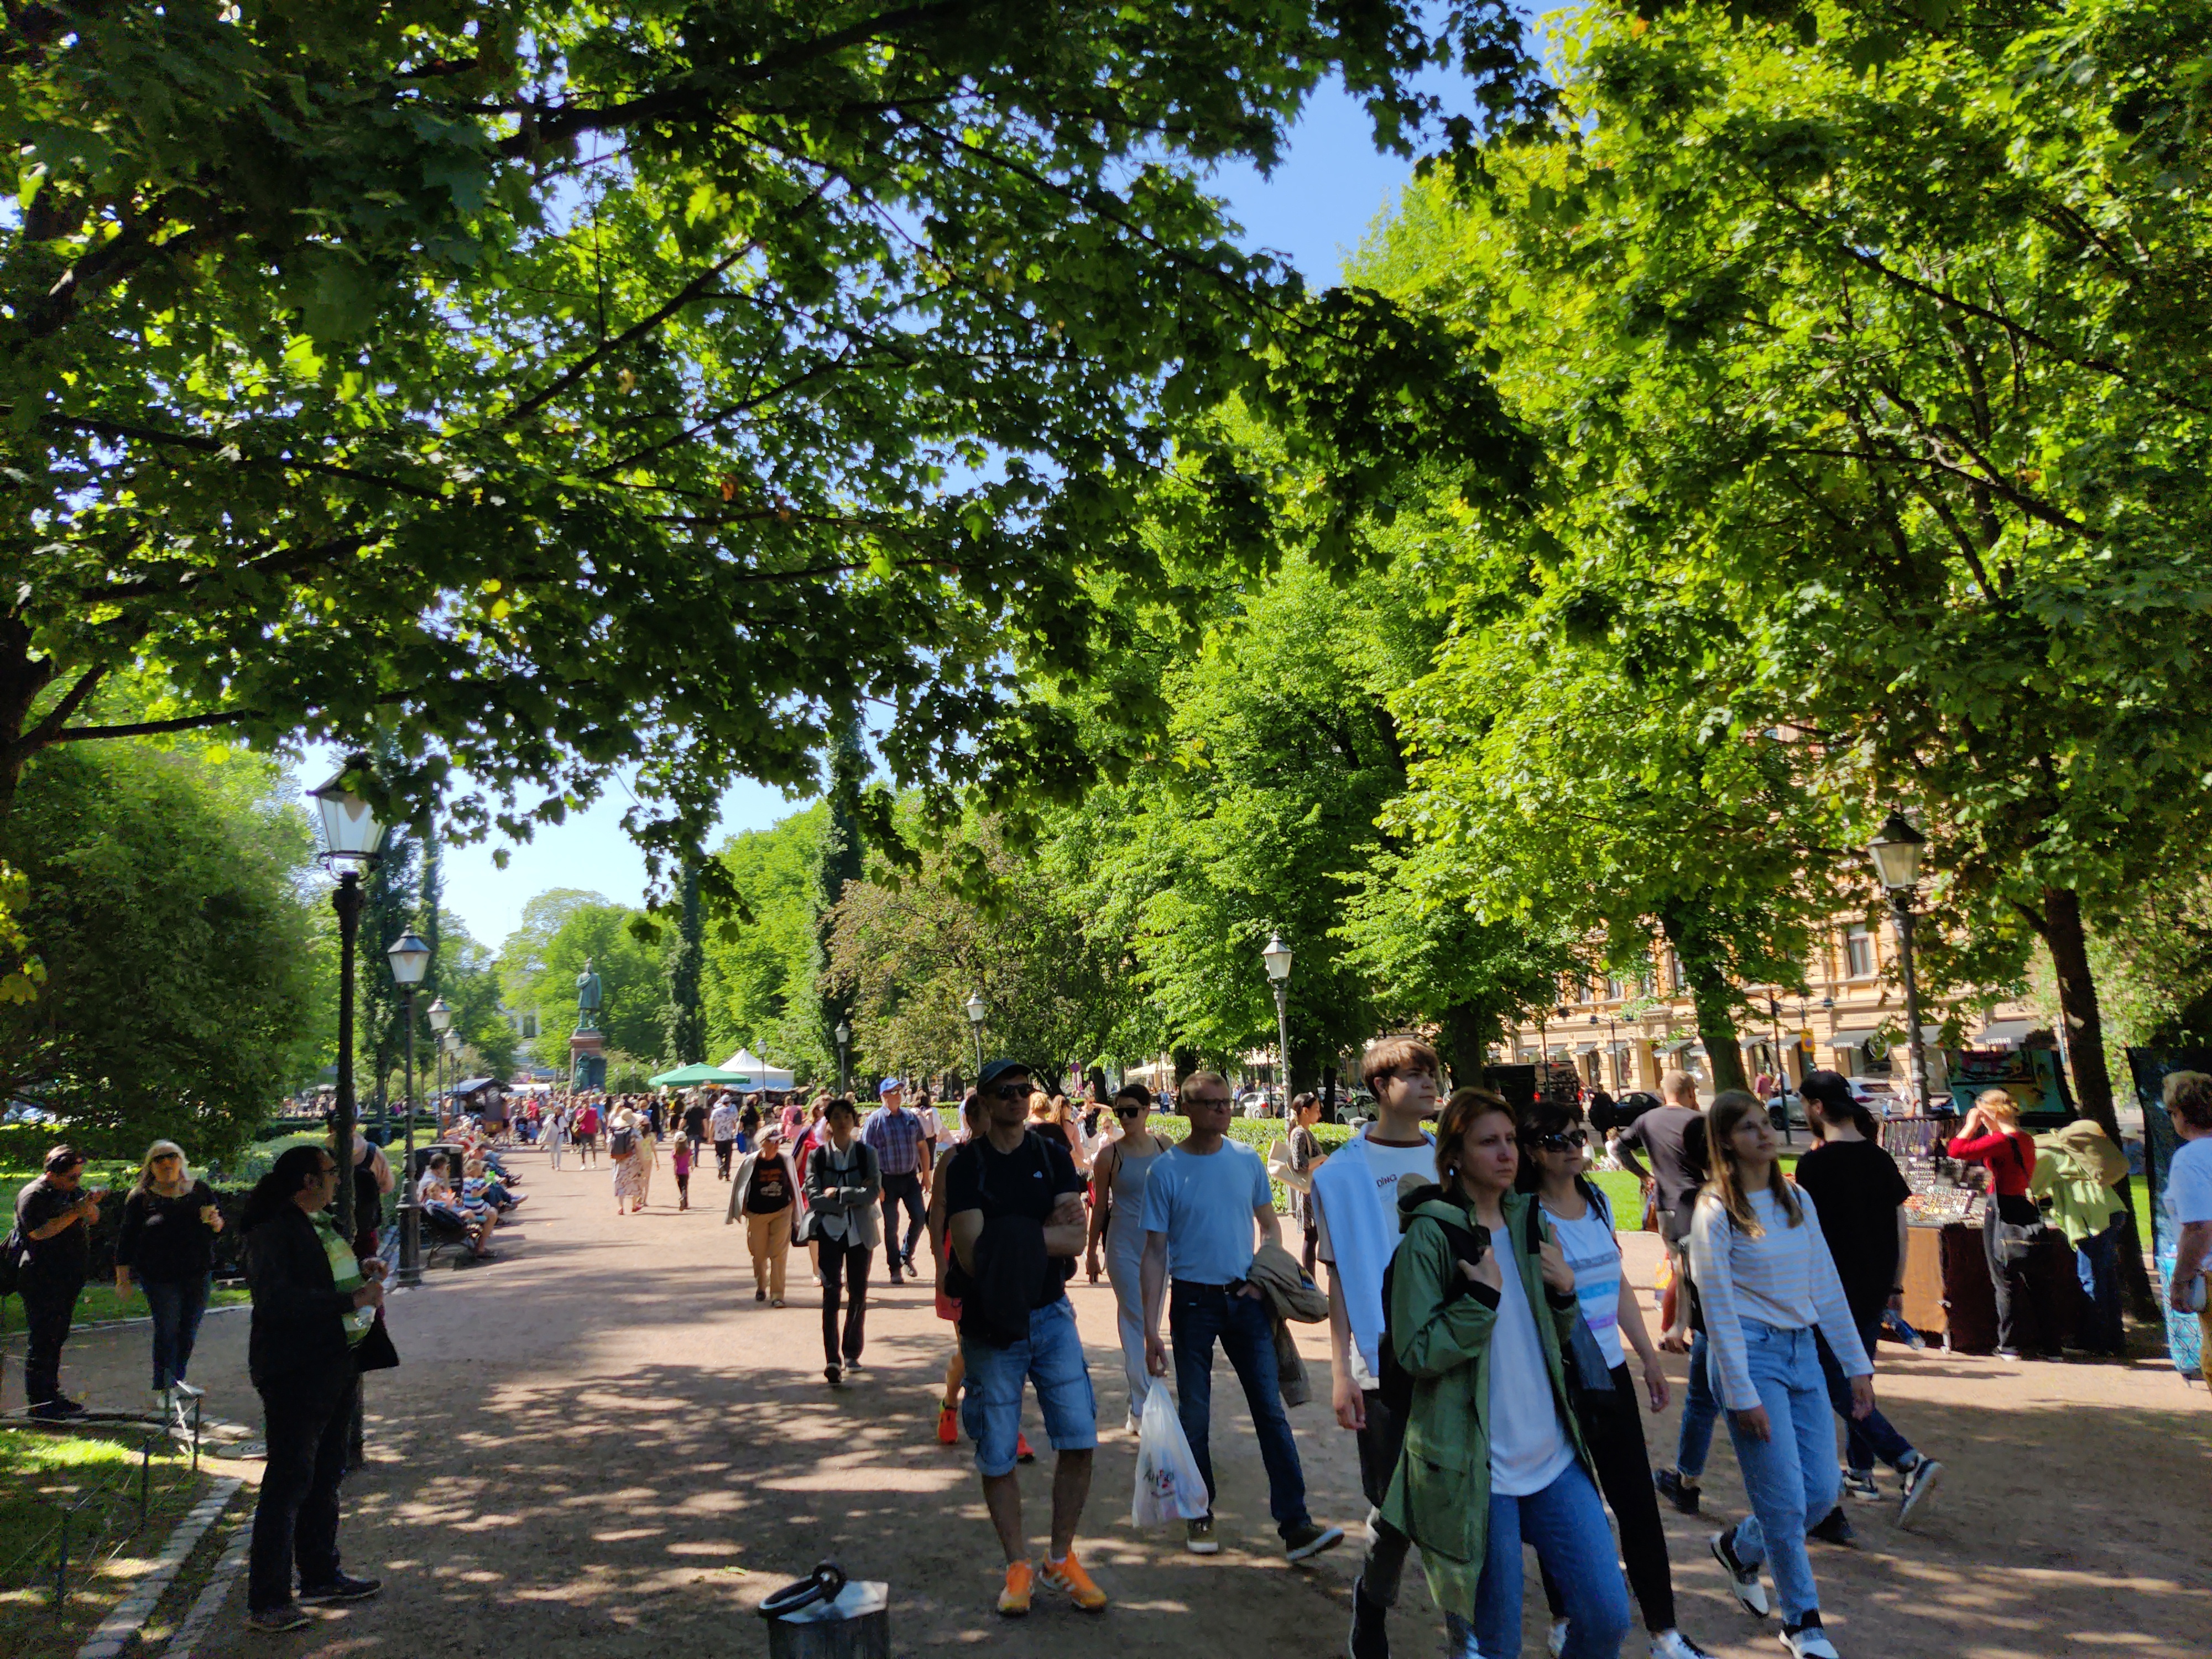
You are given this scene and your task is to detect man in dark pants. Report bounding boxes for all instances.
[241,1145,386,1634]
[14,1145,103,1418]
[862,1079,932,1283]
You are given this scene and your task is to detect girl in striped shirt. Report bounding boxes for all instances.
[1519,1102,1713,1659]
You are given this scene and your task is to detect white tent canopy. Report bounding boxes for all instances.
[719,1048,796,1091]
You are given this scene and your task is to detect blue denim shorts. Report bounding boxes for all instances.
[960,1296,1097,1477]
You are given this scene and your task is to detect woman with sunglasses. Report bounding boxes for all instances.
[1086,1083,1172,1431]
[114,1140,225,1418]
[1519,1104,1712,1659]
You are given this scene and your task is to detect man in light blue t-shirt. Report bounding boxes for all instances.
[1140,1071,1343,1563]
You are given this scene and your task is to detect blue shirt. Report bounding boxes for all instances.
[1141,1140,1273,1285]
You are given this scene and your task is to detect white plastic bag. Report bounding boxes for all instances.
[1131,1379,1209,1527]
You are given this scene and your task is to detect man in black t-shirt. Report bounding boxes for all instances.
[14,1145,104,1418]
[943,1058,1104,1618]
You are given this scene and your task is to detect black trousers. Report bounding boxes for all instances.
[714,1138,735,1178]
[1541,1362,1676,1634]
[819,1234,871,1366]
[1984,1197,2051,1355]
[879,1172,926,1273]
[20,1275,82,1405]
[250,1365,358,1611]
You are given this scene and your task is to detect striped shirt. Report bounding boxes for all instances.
[1542,1190,1624,1370]
[1691,1184,1870,1410]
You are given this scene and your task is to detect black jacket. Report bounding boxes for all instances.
[244,1207,357,1390]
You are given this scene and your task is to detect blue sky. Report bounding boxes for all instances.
[315,86,1421,953]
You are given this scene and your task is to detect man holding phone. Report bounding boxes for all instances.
[14,1145,105,1418]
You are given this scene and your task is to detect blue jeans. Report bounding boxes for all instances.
[1817,1312,1912,1475]
[960,1296,1098,1478]
[1447,1460,1631,1659]
[1673,1329,1720,1477]
[1169,1280,1310,1538]
[142,1275,211,1391]
[2075,1219,2126,1354]
[1722,1322,1837,1624]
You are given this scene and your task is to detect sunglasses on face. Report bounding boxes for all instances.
[1114,1105,1143,1118]
[989,1081,1032,1100]
[1535,1129,1589,1152]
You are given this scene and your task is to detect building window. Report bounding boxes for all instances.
[1843,924,1875,980]
[1606,975,1627,1001]
[1665,952,1685,993]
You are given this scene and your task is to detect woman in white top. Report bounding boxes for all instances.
[1692,1091,1874,1659]
[1520,1103,1710,1659]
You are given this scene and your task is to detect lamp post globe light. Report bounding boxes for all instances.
[1262,932,1292,1116]
[964,989,987,1076]
[387,929,432,1286]
[426,995,452,1139]
[834,1020,852,1095]
[307,760,388,1250]
[1868,811,1931,1113]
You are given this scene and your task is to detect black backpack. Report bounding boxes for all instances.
[608,1125,638,1157]
[1375,1206,1486,1418]
[0,1224,22,1296]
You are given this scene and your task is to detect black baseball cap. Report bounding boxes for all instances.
[976,1058,1034,1094]
[1799,1070,1855,1113]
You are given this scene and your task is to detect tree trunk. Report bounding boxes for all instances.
[1660,904,1749,1095]
[1440,999,1495,1094]
[0,618,56,816]
[2038,885,2158,1318]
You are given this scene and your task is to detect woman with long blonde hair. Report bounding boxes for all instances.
[1692,1092,1873,1659]
[113,1140,224,1415]
[1945,1088,2050,1358]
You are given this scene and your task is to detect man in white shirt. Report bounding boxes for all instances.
[709,1095,742,1180]
[1311,1035,1442,1659]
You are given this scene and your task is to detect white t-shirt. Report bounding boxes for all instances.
[1544,1197,1624,1370]
[1484,1222,1575,1498]
[2167,1135,2212,1227]
[1314,1137,1438,1389]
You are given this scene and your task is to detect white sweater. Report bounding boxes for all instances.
[1690,1185,1870,1410]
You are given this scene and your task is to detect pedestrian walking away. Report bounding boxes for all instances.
[727,1129,799,1305]
[609,1105,655,1213]
[943,1058,1105,1617]
[1085,1081,1171,1430]
[2028,1115,2131,1358]
[113,1139,226,1418]
[805,1097,881,1384]
[1314,1035,1442,1659]
[1520,1100,1714,1659]
[862,1078,931,1282]
[239,1145,387,1634]
[13,1145,105,1419]
[683,1093,710,1164]
[1140,1070,1343,1563]
[672,1134,693,1211]
[1794,1072,1947,1529]
[545,1103,567,1170]
[1694,1091,1874,1659]
[1381,1087,1632,1659]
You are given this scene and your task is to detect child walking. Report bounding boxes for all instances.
[672,1135,693,1211]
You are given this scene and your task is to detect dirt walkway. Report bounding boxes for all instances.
[27,1143,2210,1658]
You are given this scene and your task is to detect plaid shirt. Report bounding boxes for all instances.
[860,1105,925,1176]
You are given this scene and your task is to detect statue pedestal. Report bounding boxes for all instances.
[569,1027,606,1093]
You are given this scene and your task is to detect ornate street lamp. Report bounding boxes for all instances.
[308,760,387,1248]
[1868,811,1931,1112]
[426,995,452,1138]
[964,989,987,1076]
[1262,932,1292,1116]
[387,929,432,1285]
[834,1019,852,1095]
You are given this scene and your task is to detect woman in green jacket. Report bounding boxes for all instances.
[1381,1088,1631,1659]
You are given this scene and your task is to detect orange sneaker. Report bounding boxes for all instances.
[997,1560,1034,1617]
[1015,1432,1037,1464]
[936,1401,959,1446]
[1040,1551,1107,1611]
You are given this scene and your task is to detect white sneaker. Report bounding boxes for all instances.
[1779,1622,1840,1658]
[1711,1527,1770,1618]
[1547,1617,1569,1657]
[1651,1631,1715,1659]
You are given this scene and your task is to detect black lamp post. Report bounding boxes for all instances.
[1869,811,1931,1113]
[964,989,987,1076]
[309,760,388,1250]
[1766,994,1796,1145]
[387,930,432,1286]
[427,995,452,1135]
[1262,932,1292,1115]
[834,1020,851,1095]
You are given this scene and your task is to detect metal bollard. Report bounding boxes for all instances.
[759,1560,889,1659]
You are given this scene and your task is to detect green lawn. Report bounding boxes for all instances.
[0,1281,250,1334]
[0,1426,212,1653]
